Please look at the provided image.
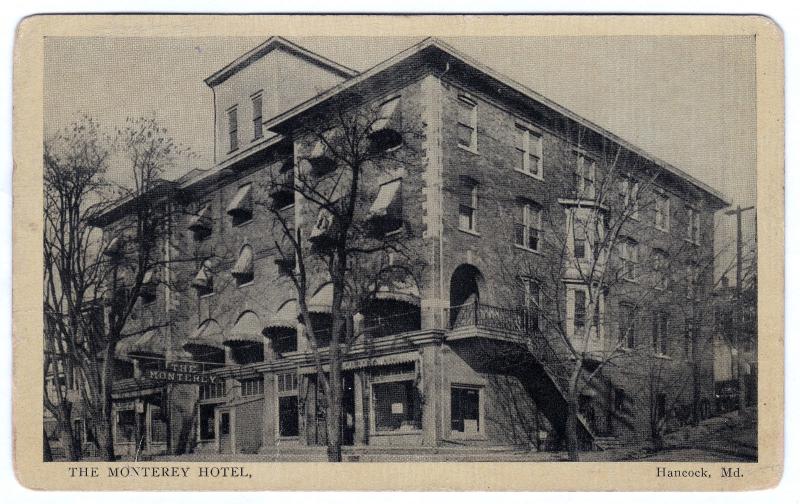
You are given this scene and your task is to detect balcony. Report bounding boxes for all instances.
[445,300,539,342]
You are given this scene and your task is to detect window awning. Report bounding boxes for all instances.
[226,311,264,346]
[265,300,298,331]
[116,330,167,360]
[231,246,254,277]
[104,237,123,257]
[192,260,214,289]
[307,283,333,314]
[188,204,212,232]
[309,207,336,243]
[369,179,403,220]
[183,319,225,354]
[226,185,253,217]
[375,278,420,306]
[370,96,401,133]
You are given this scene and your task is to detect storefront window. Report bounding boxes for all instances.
[150,405,167,443]
[373,380,419,432]
[116,409,135,443]
[451,386,480,434]
[199,404,216,440]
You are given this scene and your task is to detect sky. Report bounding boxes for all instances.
[43,35,757,274]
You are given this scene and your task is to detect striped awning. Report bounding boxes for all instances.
[183,319,225,354]
[104,237,123,257]
[188,204,212,232]
[307,283,333,314]
[226,184,253,217]
[368,179,402,220]
[231,246,254,277]
[192,261,213,289]
[375,278,420,306]
[370,96,401,133]
[117,330,167,360]
[226,311,263,345]
[265,300,298,331]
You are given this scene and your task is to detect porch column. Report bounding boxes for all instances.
[420,342,443,446]
[262,372,276,449]
[353,370,367,445]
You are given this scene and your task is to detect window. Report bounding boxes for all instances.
[574,289,586,332]
[573,218,587,259]
[240,377,264,397]
[232,245,254,287]
[458,177,478,233]
[116,409,135,443]
[619,303,636,349]
[227,106,238,152]
[619,177,639,219]
[199,404,216,440]
[451,386,481,435]
[521,277,541,331]
[653,249,669,290]
[373,380,419,432]
[619,239,639,281]
[575,154,596,199]
[227,183,253,226]
[277,373,299,437]
[150,405,167,443]
[457,96,477,150]
[653,311,669,355]
[687,207,700,244]
[199,381,226,400]
[515,125,543,178]
[514,200,542,251]
[251,93,263,140]
[654,191,670,231]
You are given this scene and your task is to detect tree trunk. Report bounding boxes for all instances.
[43,428,53,462]
[326,362,343,462]
[96,342,117,461]
[57,409,81,461]
[565,366,581,461]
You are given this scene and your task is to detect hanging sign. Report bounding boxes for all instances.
[145,361,219,384]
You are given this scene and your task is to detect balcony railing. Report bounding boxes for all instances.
[445,300,539,334]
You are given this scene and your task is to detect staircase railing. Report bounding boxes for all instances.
[444,299,599,443]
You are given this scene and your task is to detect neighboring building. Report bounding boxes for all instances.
[89,37,728,457]
[712,275,758,412]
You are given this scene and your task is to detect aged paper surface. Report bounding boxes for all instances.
[13,14,783,490]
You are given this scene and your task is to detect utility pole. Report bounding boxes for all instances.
[724,205,754,415]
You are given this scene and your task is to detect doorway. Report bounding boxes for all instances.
[218,410,232,454]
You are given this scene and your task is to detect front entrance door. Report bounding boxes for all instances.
[218,411,232,454]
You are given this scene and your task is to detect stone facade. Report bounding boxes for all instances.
[96,37,727,456]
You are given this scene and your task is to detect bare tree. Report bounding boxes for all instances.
[43,116,193,461]
[487,127,726,460]
[258,93,425,461]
